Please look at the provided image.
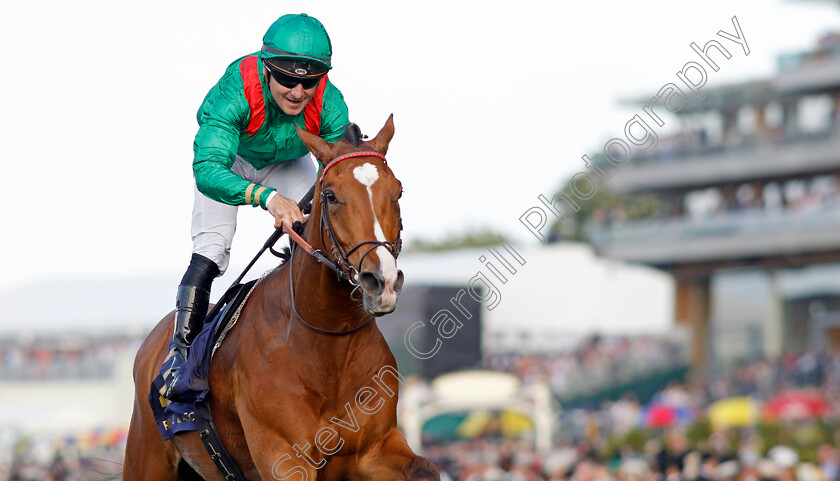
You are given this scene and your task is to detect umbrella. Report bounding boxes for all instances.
[641,403,696,429]
[708,396,759,429]
[456,410,534,438]
[642,403,677,428]
[499,410,534,436]
[762,389,830,421]
[421,412,468,441]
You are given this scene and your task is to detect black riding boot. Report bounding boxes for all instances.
[163,253,219,401]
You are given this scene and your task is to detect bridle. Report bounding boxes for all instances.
[316,150,402,284]
[279,150,403,335]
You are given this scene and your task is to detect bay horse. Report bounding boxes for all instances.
[123,116,440,481]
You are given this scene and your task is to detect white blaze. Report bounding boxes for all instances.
[353,163,399,296]
[353,162,379,187]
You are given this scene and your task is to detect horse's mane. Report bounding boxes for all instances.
[275,246,292,263]
[342,123,366,147]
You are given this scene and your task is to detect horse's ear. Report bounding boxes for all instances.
[295,125,336,163]
[367,114,395,156]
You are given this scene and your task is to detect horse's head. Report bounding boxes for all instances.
[296,116,404,316]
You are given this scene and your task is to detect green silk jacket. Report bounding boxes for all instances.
[192,54,349,209]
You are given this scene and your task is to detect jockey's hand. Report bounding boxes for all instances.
[267,193,305,231]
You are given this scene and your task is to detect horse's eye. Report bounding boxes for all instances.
[324,191,338,204]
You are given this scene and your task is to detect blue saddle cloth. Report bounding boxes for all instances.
[148,280,257,441]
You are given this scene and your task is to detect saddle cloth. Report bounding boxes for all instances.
[148,279,258,441]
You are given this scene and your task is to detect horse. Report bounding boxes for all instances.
[123,116,440,481]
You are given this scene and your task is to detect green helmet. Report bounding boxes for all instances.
[261,14,332,74]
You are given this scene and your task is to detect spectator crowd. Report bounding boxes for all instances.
[423,347,840,481]
[483,335,687,399]
[0,336,143,381]
[2,335,840,481]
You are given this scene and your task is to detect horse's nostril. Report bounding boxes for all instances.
[394,270,405,295]
[359,271,383,295]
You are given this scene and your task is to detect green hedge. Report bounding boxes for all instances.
[601,418,839,464]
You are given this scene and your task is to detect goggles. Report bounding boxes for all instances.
[264,62,324,89]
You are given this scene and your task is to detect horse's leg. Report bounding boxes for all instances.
[123,322,181,481]
[351,428,439,481]
[124,315,249,481]
[228,409,322,481]
[123,397,180,481]
[241,438,321,481]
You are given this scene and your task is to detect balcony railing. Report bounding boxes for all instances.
[587,205,840,264]
[607,131,840,193]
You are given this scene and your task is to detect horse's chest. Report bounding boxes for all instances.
[301,383,396,452]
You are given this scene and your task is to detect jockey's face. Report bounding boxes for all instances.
[264,68,317,116]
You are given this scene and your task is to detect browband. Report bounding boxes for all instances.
[319,151,387,182]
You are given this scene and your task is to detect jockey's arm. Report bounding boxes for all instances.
[192,90,277,211]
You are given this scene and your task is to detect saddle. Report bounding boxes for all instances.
[148,279,257,479]
[149,278,258,439]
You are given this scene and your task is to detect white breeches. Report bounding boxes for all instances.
[191,154,316,275]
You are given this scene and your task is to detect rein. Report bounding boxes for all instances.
[287,242,375,336]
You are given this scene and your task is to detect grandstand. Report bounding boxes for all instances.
[585,30,840,375]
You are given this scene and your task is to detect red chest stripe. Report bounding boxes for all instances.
[239,56,266,137]
[240,55,327,137]
[304,76,327,136]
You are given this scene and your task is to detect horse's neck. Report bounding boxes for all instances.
[278,235,381,374]
[290,246,360,325]
[288,208,369,332]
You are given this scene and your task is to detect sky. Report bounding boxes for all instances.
[2,0,840,289]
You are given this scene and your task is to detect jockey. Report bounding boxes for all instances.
[163,13,349,400]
